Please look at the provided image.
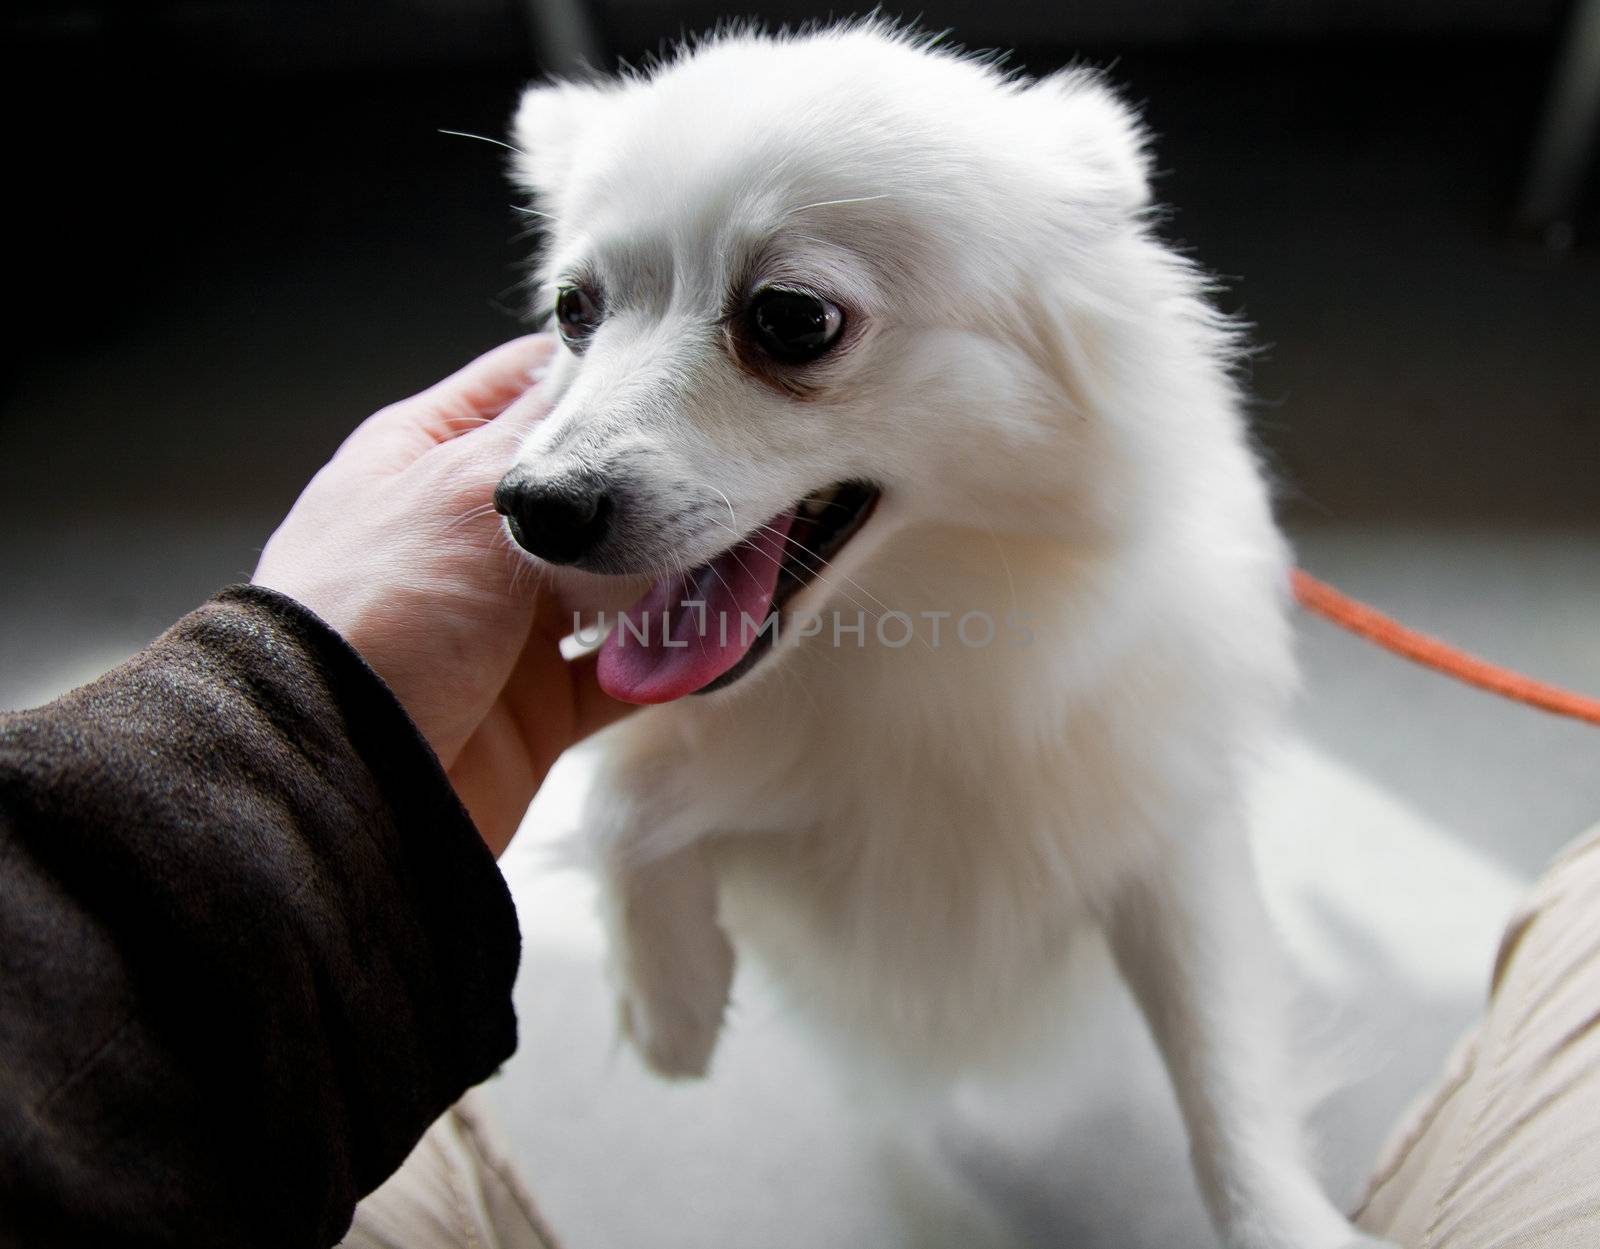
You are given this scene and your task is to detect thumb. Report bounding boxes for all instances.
[567,650,635,741]
[530,580,635,742]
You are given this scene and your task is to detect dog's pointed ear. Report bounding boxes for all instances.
[510,79,616,205]
[1023,70,1151,216]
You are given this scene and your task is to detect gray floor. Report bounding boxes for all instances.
[3,39,1597,1249]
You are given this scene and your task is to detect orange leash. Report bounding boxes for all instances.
[1291,568,1600,728]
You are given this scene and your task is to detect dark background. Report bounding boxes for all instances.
[5,0,1597,528]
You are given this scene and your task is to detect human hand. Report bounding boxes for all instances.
[254,335,630,855]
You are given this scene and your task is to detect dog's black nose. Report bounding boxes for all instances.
[494,471,614,565]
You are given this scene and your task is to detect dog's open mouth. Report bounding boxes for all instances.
[596,481,879,704]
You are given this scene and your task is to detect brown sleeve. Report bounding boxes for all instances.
[0,585,521,1249]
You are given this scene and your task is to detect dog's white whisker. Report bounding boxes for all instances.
[696,505,882,627]
[681,478,880,618]
[703,483,739,531]
[750,520,897,617]
[785,193,892,215]
[443,502,501,537]
[980,520,1021,622]
[729,516,924,650]
[437,128,528,156]
[686,489,897,633]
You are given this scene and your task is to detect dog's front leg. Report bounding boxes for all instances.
[1103,816,1392,1249]
[598,841,734,1080]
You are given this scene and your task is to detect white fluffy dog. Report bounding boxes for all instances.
[494,24,1387,1249]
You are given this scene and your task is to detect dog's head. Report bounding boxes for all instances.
[497,24,1176,703]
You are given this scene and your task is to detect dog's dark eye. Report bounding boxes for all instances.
[748,289,843,364]
[555,283,602,351]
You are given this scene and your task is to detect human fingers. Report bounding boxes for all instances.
[342,335,557,467]
[410,333,558,442]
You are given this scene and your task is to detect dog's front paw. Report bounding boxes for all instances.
[614,919,735,1079]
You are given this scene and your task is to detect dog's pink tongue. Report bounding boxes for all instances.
[598,511,795,704]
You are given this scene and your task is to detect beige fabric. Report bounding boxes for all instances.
[339,821,1600,1249]
[1356,821,1600,1248]
[340,1088,561,1249]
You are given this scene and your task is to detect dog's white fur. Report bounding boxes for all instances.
[506,24,1387,1249]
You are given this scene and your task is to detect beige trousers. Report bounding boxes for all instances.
[345,824,1600,1249]
[1356,821,1600,1247]
[340,1088,559,1249]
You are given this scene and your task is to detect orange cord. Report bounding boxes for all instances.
[1291,568,1600,728]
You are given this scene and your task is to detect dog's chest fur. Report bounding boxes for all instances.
[586,519,1282,1068]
